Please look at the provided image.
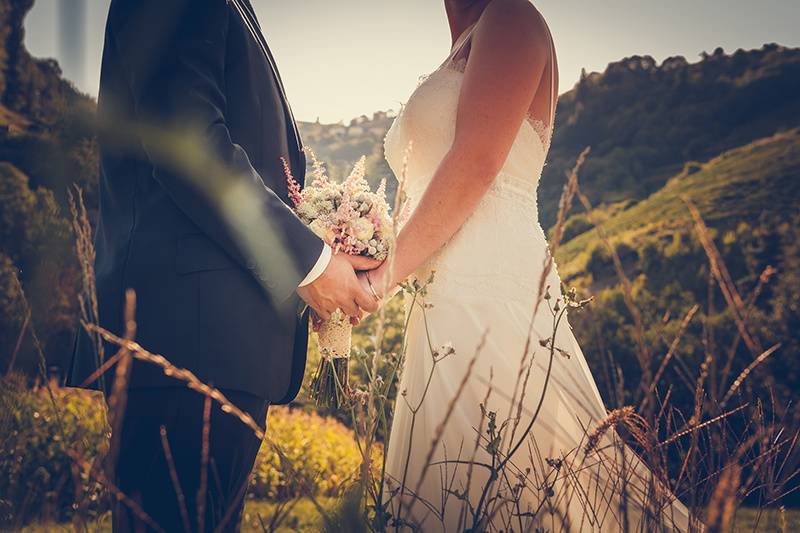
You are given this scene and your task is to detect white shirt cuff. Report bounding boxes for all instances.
[298,243,332,287]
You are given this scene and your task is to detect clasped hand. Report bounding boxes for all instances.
[297,252,383,328]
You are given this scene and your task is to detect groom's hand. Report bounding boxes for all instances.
[297,253,382,320]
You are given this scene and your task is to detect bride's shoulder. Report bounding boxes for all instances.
[475,0,548,47]
[470,0,549,63]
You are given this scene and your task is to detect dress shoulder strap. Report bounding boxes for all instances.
[446,22,479,66]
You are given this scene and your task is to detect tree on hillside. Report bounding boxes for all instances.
[0,163,75,375]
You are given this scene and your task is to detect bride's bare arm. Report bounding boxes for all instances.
[370,0,549,294]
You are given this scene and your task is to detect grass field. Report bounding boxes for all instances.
[13,502,799,532]
[13,499,331,533]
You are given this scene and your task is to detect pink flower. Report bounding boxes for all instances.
[282,157,303,207]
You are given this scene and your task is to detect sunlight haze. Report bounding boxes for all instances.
[24,0,800,123]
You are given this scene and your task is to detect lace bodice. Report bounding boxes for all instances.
[384,65,549,206]
[384,15,557,202]
[382,18,560,302]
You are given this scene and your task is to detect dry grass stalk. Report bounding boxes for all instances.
[718,265,776,399]
[9,271,68,439]
[196,394,212,533]
[502,342,536,459]
[640,304,700,413]
[83,321,332,523]
[550,146,590,257]
[458,369,495,532]
[721,343,781,407]
[7,307,30,373]
[682,197,762,357]
[531,147,589,323]
[255,497,301,533]
[575,186,654,392]
[390,293,464,525]
[104,289,137,479]
[79,347,127,388]
[85,324,267,439]
[705,462,741,533]
[488,153,587,472]
[213,475,256,533]
[503,292,569,467]
[584,406,637,455]
[68,186,104,368]
[159,426,192,533]
[410,332,486,504]
[659,404,749,447]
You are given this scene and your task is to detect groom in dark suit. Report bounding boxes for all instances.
[68,0,379,530]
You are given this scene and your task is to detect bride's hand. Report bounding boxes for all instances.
[359,263,398,302]
[357,269,386,308]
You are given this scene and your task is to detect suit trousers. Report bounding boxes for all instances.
[111,387,269,532]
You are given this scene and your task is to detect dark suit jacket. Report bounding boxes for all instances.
[68,0,322,404]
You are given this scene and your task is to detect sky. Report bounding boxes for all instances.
[24,0,800,123]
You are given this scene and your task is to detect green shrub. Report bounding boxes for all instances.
[250,407,369,500]
[0,374,109,525]
[0,376,370,524]
[586,242,613,280]
[560,214,594,242]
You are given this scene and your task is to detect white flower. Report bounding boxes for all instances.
[350,218,375,241]
[296,202,316,222]
[316,199,334,213]
[433,342,456,359]
[309,218,336,244]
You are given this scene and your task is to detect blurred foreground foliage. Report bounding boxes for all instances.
[0,374,369,526]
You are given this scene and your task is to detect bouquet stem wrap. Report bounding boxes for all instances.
[311,309,352,408]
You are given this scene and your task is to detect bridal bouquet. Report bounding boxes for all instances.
[284,152,392,408]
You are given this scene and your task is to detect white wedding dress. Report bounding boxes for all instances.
[382,16,693,533]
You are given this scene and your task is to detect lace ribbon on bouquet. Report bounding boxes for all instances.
[311,310,353,408]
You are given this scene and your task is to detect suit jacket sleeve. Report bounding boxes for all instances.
[106,0,324,301]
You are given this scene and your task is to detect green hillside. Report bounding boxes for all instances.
[557,128,800,278]
[553,130,800,421]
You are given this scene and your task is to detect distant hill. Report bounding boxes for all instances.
[298,111,396,195]
[542,44,800,227]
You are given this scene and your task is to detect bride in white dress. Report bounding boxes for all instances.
[362,0,694,531]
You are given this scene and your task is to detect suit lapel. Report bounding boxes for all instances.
[229,0,302,157]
